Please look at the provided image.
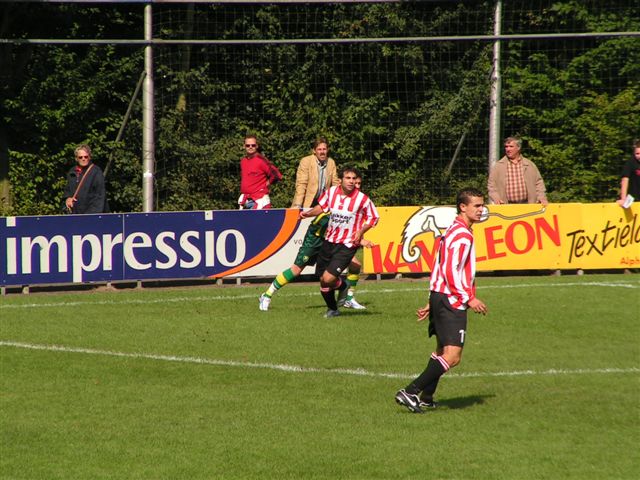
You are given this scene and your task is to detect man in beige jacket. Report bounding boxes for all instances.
[291,137,340,208]
[488,136,548,205]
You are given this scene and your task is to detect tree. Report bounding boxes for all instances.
[1,4,144,215]
[2,1,638,214]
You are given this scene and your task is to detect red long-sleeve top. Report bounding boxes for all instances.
[240,153,282,200]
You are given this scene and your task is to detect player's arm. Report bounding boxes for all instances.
[443,242,467,297]
[468,297,488,315]
[416,301,430,323]
[360,238,375,248]
[353,200,380,245]
[300,204,323,219]
[352,222,373,245]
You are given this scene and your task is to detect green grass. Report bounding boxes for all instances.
[1,274,639,479]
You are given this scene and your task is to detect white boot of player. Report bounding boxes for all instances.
[259,294,271,311]
[344,298,366,310]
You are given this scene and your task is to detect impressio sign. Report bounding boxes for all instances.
[1,210,300,286]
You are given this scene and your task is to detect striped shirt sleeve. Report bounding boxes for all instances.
[429,217,477,310]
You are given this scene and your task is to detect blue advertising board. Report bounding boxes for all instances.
[1,209,301,286]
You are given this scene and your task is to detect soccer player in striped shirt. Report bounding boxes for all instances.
[300,167,379,317]
[395,188,488,413]
[258,175,372,311]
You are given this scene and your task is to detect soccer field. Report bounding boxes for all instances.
[1,274,639,479]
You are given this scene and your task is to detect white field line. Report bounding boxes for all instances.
[0,281,638,310]
[1,340,638,381]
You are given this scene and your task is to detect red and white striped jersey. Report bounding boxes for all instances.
[317,185,379,248]
[429,217,477,310]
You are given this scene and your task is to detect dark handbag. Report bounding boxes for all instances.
[63,164,94,215]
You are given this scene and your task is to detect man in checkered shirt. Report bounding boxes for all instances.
[488,136,548,205]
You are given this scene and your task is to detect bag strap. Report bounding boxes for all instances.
[72,164,94,201]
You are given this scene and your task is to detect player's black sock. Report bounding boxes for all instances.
[320,286,337,310]
[420,352,446,397]
[406,354,449,395]
[420,378,440,401]
[337,277,348,294]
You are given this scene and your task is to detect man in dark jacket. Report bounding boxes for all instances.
[63,144,106,214]
[616,139,640,208]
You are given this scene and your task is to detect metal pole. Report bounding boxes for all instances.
[142,4,155,212]
[104,70,146,179]
[488,0,502,173]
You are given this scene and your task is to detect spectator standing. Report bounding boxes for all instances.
[291,137,340,208]
[63,144,106,214]
[395,188,488,414]
[616,140,640,208]
[488,136,548,205]
[238,135,282,209]
[300,167,379,318]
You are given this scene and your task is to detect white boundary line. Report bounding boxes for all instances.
[1,341,638,380]
[1,281,638,310]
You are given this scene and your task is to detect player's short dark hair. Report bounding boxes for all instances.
[340,165,361,179]
[456,188,484,213]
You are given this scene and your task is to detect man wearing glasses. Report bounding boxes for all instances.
[238,135,282,209]
[63,144,106,214]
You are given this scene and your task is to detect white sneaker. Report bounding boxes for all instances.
[259,294,271,311]
[344,298,366,310]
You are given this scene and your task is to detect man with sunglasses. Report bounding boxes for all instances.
[62,144,106,214]
[238,135,282,209]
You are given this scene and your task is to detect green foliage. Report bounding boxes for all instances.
[503,27,640,202]
[2,1,638,215]
[1,4,143,215]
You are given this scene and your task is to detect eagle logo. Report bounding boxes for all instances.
[401,205,544,263]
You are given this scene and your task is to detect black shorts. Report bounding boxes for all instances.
[428,291,468,347]
[315,241,357,277]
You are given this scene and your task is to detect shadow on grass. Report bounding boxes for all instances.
[301,304,375,316]
[438,394,495,410]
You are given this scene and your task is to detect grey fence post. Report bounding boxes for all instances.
[143,4,155,212]
[488,0,503,174]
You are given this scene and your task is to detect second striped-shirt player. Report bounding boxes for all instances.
[300,167,380,317]
[395,188,488,413]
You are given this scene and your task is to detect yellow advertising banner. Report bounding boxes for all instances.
[363,203,640,273]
